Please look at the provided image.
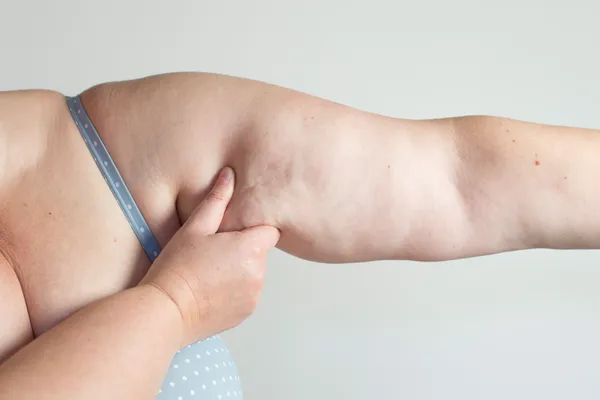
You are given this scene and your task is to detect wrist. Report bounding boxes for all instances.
[135,283,187,349]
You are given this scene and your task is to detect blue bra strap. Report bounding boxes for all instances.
[66,95,162,262]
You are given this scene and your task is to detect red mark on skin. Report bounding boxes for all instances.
[114,238,118,243]
[512,139,516,143]
[535,160,540,166]
[48,212,52,215]
[387,165,391,168]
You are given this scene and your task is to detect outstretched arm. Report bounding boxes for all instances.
[241,87,600,262]
[81,73,600,262]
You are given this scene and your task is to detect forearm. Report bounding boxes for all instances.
[452,116,600,255]
[0,284,182,400]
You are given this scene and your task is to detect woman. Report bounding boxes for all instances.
[0,72,599,398]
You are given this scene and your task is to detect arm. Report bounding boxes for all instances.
[450,116,600,255]
[244,94,600,261]
[0,285,182,400]
[81,73,600,262]
[0,168,278,400]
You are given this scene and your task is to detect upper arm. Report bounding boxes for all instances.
[0,252,33,363]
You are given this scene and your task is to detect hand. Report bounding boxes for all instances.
[139,167,280,346]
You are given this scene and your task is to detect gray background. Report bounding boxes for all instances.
[2,1,600,399]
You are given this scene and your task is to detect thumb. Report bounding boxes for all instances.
[185,167,235,236]
[241,225,281,254]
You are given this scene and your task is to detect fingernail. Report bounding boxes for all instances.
[219,167,233,184]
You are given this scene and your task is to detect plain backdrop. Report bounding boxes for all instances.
[2,1,600,399]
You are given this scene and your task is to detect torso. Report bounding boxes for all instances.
[0,89,167,337]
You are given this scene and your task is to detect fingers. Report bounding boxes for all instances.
[241,225,281,254]
[185,167,235,236]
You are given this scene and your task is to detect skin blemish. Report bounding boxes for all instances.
[535,160,541,166]
[48,212,52,215]
[113,238,118,243]
[387,165,391,169]
[512,139,516,143]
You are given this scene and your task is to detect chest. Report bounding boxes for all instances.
[5,126,169,335]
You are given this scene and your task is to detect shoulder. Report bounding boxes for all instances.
[0,89,68,185]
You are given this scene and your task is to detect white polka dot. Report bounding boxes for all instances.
[93,140,97,146]
[185,358,190,363]
[190,390,195,396]
[215,348,220,353]
[140,227,145,233]
[182,376,187,381]
[84,124,88,128]
[229,376,233,380]
[212,380,217,385]
[153,251,158,257]
[169,382,175,387]
[103,160,108,166]
[215,364,219,369]
[222,377,226,382]
[115,182,120,188]
[227,392,231,397]
[218,396,222,400]
[196,354,201,359]
[177,397,182,400]
[127,204,132,209]
[77,109,81,114]
[173,364,179,369]
[193,371,199,376]
[222,362,226,366]
[205,366,210,372]
[206,350,211,355]
[158,389,162,394]
[201,385,206,390]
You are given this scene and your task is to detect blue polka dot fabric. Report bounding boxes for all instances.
[157,336,243,400]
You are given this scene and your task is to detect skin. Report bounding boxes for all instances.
[0,72,599,396]
[0,167,280,399]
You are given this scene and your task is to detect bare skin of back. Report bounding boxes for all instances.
[2,72,600,363]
